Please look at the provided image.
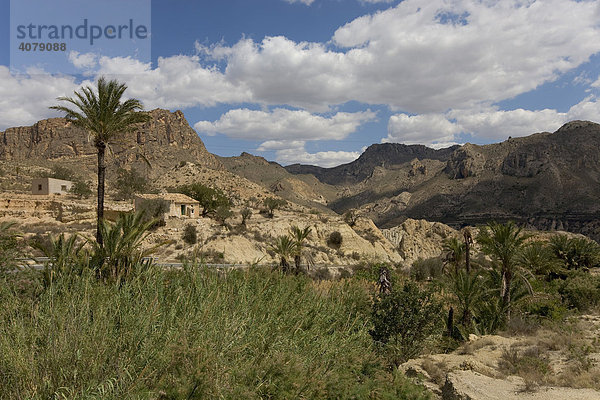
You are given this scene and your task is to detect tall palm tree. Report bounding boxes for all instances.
[50,77,150,246]
[476,221,530,319]
[290,225,312,274]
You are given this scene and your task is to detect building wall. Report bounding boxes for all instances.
[31,178,73,195]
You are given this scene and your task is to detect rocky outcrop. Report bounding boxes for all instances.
[445,144,486,179]
[285,143,458,185]
[0,109,222,177]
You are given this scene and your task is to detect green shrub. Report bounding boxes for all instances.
[42,165,78,181]
[559,272,600,311]
[327,231,343,249]
[215,204,233,226]
[241,207,252,225]
[411,257,444,281]
[69,180,93,198]
[549,235,600,271]
[370,281,443,366]
[182,224,197,245]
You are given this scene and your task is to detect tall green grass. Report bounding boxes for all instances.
[0,266,430,399]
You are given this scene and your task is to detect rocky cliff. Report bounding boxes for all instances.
[0,109,222,177]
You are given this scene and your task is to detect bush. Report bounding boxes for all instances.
[370,281,443,366]
[344,209,358,227]
[327,231,343,249]
[550,235,600,271]
[42,165,78,181]
[69,180,93,198]
[559,272,600,311]
[182,224,197,245]
[411,257,444,281]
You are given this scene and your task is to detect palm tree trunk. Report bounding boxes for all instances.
[294,254,301,274]
[96,142,106,247]
[502,269,512,320]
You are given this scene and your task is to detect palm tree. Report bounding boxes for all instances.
[289,225,312,274]
[50,77,150,246]
[443,237,465,275]
[476,221,530,319]
[269,235,296,273]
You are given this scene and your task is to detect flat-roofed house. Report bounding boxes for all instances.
[31,177,74,195]
[134,193,200,218]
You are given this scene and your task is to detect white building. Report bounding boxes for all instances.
[31,177,74,195]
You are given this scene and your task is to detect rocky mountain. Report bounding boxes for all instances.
[286,121,600,241]
[285,143,459,185]
[0,109,222,178]
[219,152,338,211]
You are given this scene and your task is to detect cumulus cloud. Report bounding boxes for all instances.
[197,0,600,113]
[275,148,361,167]
[385,113,461,146]
[194,108,376,141]
[386,97,600,146]
[68,51,98,70]
[0,67,81,130]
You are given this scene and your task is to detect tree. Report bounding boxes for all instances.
[289,225,312,274]
[477,221,531,319]
[69,179,93,199]
[370,281,443,366]
[263,197,286,218]
[50,77,150,246]
[240,207,252,226]
[215,204,233,226]
[442,237,465,275]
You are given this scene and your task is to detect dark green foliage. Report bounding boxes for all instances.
[182,224,198,245]
[90,211,165,282]
[549,235,600,271]
[411,257,444,281]
[519,241,561,276]
[0,267,431,399]
[136,198,168,229]
[370,281,443,365]
[327,231,343,249]
[114,168,149,200]
[42,165,78,181]
[558,271,600,311]
[0,222,21,274]
[215,204,233,226]
[263,197,286,218]
[176,183,230,217]
[69,179,93,198]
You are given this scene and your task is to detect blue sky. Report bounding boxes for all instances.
[1,0,600,167]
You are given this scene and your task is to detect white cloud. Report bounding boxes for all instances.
[194,108,376,141]
[385,97,600,146]
[68,51,98,70]
[386,113,461,146]
[275,148,361,167]
[283,0,315,4]
[0,67,81,130]
[197,0,600,113]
